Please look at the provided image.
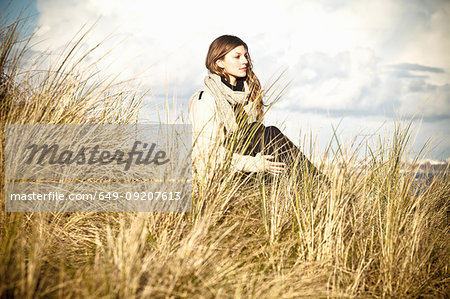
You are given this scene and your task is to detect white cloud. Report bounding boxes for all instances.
[278,48,380,112]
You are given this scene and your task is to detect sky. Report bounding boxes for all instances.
[2,0,449,161]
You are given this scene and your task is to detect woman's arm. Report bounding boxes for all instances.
[188,91,283,177]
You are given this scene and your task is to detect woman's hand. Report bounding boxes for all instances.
[260,154,285,174]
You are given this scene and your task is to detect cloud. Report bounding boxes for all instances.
[387,63,445,74]
[279,48,380,112]
[273,49,450,121]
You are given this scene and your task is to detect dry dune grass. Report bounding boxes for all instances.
[0,17,449,298]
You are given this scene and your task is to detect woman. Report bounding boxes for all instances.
[188,35,319,182]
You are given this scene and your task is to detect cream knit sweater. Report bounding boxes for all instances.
[188,86,267,181]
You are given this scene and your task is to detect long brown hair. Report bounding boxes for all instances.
[205,35,263,120]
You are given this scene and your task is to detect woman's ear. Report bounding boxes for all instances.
[216,60,224,68]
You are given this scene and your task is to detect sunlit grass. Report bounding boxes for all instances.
[0,16,448,298]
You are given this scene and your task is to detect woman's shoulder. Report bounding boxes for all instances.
[189,88,216,109]
[188,88,219,126]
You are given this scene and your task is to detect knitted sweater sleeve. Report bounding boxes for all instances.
[188,91,264,177]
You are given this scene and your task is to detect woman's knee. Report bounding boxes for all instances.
[265,125,282,136]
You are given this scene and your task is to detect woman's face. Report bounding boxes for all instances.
[216,45,248,84]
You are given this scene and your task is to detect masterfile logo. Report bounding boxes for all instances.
[5,124,192,212]
[24,141,170,171]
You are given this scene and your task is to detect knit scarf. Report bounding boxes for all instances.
[204,72,258,133]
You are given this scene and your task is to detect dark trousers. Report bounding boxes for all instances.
[225,122,321,180]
